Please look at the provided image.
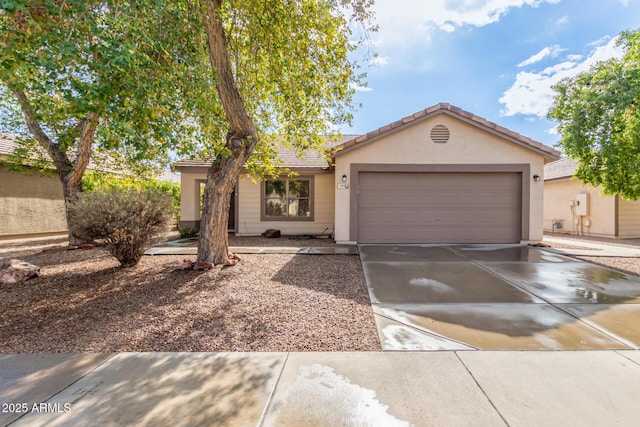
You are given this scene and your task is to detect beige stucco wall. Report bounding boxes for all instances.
[543,179,616,237]
[179,171,205,225]
[236,173,335,236]
[618,198,640,238]
[333,114,546,243]
[178,171,335,236]
[0,166,67,238]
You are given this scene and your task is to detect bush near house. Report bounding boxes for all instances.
[81,171,180,226]
[72,188,173,267]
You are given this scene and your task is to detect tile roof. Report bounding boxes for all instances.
[0,133,179,181]
[544,158,578,181]
[173,135,360,171]
[0,133,53,161]
[173,147,329,170]
[334,103,561,161]
[0,133,17,155]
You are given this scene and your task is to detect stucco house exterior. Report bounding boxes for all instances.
[0,134,68,239]
[0,134,179,239]
[544,158,640,238]
[176,103,560,244]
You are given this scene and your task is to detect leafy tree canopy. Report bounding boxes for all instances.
[1,0,373,174]
[0,0,212,169]
[0,0,216,244]
[186,0,374,176]
[548,29,640,199]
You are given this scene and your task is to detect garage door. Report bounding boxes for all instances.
[357,172,521,243]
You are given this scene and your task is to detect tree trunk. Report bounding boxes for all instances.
[10,86,99,246]
[61,179,88,246]
[196,159,237,264]
[196,0,260,265]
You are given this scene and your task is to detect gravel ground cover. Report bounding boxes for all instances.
[545,233,640,248]
[0,236,379,353]
[544,233,640,276]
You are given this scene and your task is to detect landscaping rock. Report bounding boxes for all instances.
[194,261,214,271]
[0,259,40,284]
[174,259,195,271]
[261,229,281,238]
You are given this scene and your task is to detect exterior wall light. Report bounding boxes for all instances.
[342,174,348,182]
[533,174,541,182]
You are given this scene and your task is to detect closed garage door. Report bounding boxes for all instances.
[358,172,521,243]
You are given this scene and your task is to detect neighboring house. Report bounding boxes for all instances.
[0,134,179,240]
[544,158,640,238]
[0,134,68,239]
[176,103,560,244]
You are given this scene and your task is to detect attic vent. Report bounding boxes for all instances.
[430,125,450,143]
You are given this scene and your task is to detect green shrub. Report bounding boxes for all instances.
[82,171,180,227]
[178,226,198,238]
[73,188,172,267]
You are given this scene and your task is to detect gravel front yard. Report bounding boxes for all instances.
[0,237,380,353]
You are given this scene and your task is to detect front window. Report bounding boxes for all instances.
[263,177,313,221]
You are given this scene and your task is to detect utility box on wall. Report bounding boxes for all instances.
[576,193,589,216]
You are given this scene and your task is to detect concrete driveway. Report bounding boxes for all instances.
[359,244,640,350]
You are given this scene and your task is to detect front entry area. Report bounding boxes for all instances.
[178,179,238,232]
[357,172,522,244]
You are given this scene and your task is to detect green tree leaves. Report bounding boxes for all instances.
[549,30,640,199]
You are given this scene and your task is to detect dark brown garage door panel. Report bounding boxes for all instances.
[358,172,521,243]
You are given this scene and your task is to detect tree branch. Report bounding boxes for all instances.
[9,85,70,172]
[66,111,99,186]
[203,0,258,150]
[9,84,98,185]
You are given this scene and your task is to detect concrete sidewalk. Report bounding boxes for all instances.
[2,351,640,426]
[145,246,359,255]
[543,236,640,257]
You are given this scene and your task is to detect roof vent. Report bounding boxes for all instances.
[430,125,450,143]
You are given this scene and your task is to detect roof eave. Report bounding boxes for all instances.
[174,162,332,175]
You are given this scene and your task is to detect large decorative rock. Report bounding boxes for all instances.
[0,259,40,284]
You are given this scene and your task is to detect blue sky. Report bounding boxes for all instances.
[343,0,640,149]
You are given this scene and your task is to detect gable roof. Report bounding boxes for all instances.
[544,158,578,181]
[334,103,561,161]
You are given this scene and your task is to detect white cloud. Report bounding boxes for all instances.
[351,84,374,92]
[371,56,389,67]
[370,0,561,48]
[517,45,564,67]
[555,15,568,25]
[619,0,630,5]
[499,36,625,117]
[440,23,456,32]
[586,35,617,49]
